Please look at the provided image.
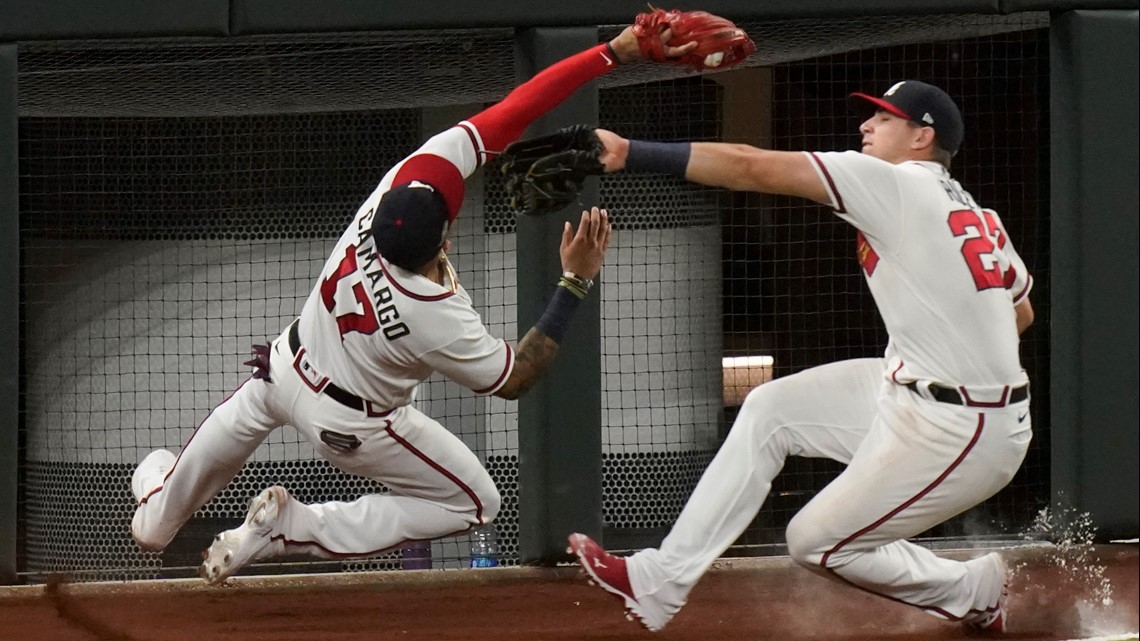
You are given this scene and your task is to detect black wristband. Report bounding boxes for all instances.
[626,140,692,177]
[534,285,582,344]
[604,42,621,65]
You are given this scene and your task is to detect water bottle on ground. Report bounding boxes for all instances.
[400,539,432,570]
[469,524,500,568]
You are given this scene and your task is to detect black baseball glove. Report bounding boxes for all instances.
[499,124,605,217]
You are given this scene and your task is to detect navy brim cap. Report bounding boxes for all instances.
[849,80,964,154]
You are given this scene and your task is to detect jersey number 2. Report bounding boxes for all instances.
[320,246,379,337]
[947,209,1008,291]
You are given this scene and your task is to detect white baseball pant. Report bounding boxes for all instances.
[132,323,500,557]
[625,357,1031,624]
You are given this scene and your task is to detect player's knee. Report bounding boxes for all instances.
[467,472,501,524]
[477,486,502,524]
[729,385,783,442]
[130,509,173,553]
[784,512,827,569]
[740,382,780,415]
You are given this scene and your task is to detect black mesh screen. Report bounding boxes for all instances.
[20,112,418,241]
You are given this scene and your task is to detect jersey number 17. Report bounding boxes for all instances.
[320,246,380,337]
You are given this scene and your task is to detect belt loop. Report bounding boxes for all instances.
[288,319,392,416]
[288,319,301,355]
[915,381,936,403]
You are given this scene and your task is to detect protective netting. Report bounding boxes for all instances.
[16,12,1051,580]
[17,14,1047,118]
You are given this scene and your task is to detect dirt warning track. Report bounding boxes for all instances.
[1,545,1135,641]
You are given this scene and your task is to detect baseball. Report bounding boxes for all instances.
[703,51,725,68]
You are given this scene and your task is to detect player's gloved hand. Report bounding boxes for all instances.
[608,8,756,70]
[560,207,613,282]
[499,124,607,216]
[608,21,698,63]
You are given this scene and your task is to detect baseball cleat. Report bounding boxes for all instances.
[200,485,288,585]
[568,533,668,632]
[131,449,176,503]
[963,552,1009,633]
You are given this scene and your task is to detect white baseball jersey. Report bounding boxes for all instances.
[296,124,513,408]
[806,151,1032,389]
[132,43,618,568]
[291,41,617,409]
[619,150,1034,632]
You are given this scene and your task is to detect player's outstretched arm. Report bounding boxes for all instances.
[494,207,612,400]
[594,128,832,205]
[465,26,694,156]
[387,12,738,214]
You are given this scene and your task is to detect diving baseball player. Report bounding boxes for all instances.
[569,80,1032,634]
[127,21,703,583]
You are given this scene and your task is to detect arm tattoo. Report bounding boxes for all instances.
[499,328,560,399]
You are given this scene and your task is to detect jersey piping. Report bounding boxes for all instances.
[379,257,456,302]
[472,345,515,395]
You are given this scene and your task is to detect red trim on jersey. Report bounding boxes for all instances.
[817,413,986,618]
[379,257,456,302]
[856,231,880,277]
[391,153,465,221]
[467,44,615,153]
[808,152,846,213]
[473,343,514,395]
[1002,264,1018,290]
[457,121,485,168]
[292,347,330,393]
[1011,274,1032,304]
[889,360,906,384]
[385,424,485,523]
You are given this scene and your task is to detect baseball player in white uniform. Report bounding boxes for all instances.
[569,80,1033,634]
[128,24,695,583]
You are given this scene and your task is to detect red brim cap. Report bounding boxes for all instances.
[849,92,912,121]
[391,153,465,221]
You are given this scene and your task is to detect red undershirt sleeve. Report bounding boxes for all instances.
[466,44,616,154]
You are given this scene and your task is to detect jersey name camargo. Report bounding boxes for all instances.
[285,43,617,411]
[807,151,1032,388]
[295,124,513,409]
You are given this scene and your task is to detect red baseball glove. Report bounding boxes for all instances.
[632,7,756,71]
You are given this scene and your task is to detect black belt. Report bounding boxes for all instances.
[905,380,1029,407]
[288,321,391,416]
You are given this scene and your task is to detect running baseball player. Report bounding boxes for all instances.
[126,19,711,582]
[568,80,1033,634]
